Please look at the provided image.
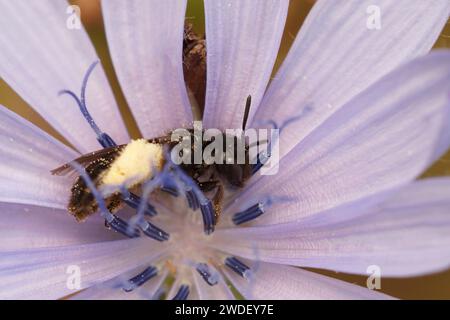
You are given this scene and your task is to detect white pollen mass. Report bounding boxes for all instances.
[100,139,164,191]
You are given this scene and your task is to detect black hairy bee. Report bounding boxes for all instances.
[53,25,265,235]
[52,96,256,226]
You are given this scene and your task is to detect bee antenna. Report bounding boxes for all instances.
[242,95,252,130]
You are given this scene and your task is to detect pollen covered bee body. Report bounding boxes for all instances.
[52,138,164,221]
[52,131,253,224]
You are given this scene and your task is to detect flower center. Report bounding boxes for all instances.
[56,61,268,299]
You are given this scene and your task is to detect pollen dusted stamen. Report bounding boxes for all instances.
[196,263,219,286]
[172,285,190,300]
[122,266,158,292]
[232,202,265,225]
[225,256,251,278]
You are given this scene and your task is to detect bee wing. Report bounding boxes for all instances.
[51,145,125,176]
[147,135,173,144]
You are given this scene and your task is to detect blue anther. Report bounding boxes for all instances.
[69,162,140,239]
[225,257,250,278]
[251,135,274,175]
[232,202,265,225]
[124,175,169,241]
[123,266,158,292]
[122,191,157,217]
[139,220,170,242]
[172,285,190,300]
[167,156,215,235]
[80,61,99,112]
[186,188,199,210]
[97,132,117,149]
[58,61,117,148]
[107,215,140,238]
[200,200,215,235]
[196,263,219,286]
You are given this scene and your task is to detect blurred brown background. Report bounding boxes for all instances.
[0,0,449,299]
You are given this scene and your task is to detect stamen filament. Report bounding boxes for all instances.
[123,266,158,292]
